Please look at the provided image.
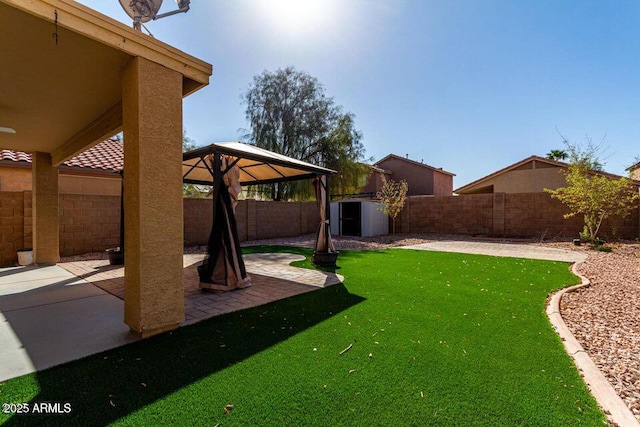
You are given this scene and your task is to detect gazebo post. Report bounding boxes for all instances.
[325,174,332,249]
[313,174,338,267]
[198,151,252,289]
[211,152,222,219]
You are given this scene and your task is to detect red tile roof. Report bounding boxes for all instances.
[0,138,123,172]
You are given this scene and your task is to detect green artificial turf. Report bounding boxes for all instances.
[0,247,606,426]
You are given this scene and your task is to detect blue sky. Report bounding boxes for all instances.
[80,0,640,188]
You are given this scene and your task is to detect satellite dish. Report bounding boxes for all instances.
[119,0,190,31]
[119,0,163,29]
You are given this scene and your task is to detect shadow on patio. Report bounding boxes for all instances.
[0,249,344,383]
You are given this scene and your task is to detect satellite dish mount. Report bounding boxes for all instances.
[119,0,191,31]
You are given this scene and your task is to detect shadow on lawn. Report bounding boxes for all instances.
[242,244,385,274]
[4,284,364,427]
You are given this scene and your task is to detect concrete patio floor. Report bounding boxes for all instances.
[0,265,137,382]
[0,253,343,382]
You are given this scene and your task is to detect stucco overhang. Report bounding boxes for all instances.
[0,0,212,164]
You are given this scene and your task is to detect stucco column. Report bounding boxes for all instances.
[122,57,184,337]
[32,152,59,264]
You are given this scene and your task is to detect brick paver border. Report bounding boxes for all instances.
[60,253,344,326]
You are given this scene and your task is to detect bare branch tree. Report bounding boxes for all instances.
[376,176,409,235]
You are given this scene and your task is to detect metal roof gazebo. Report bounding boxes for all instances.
[182,141,338,291]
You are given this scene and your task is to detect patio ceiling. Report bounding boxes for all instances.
[0,0,211,165]
[182,142,336,186]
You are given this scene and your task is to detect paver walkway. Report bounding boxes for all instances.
[60,253,344,325]
[399,241,587,263]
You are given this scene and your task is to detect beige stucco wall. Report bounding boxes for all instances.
[433,172,453,196]
[376,158,435,196]
[0,166,120,195]
[361,159,454,196]
[632,168,640,181]
[0,167,31,192]
[491,167,567,193]
[59,174,120,196]
[460,163,567,194]
[360,171,385,195]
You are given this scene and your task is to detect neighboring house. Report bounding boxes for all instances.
[455,155,638,195]
[361,154,455,197]
[627,161,640,181]
[0,138,122,196]
[358,164,391,196]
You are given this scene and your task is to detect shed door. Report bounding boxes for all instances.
[340,202,361,236]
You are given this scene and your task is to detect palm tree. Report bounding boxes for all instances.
[546,149,568,161]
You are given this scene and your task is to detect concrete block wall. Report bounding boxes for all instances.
[2,190,636,265]
[398,192,639,239]
[305,202,319,234]
[504,193,638,239]
[236,200,250,241]
[0,192,27,264]
[183,198,213,246]
[399,195,493,235]
[1,193,320,265]
[182,199,319,245]
[59,194,121,256]
[255,201,299,239]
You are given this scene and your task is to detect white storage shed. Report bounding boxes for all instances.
[330,199,389,237]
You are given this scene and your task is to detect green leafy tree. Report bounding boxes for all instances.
[376,176,409,235]
[243,66,368,200]
[545,142,639,241]
[317,113,371,196]
[559,133,606,171]
[182,131,206,198]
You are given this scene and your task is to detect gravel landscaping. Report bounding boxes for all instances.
[558,242,640,422]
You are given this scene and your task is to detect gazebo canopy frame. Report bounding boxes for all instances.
[183,141,335,186]
[182,142,338,290]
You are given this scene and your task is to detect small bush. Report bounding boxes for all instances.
[579,226,592,243]
[594,244,612,252]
